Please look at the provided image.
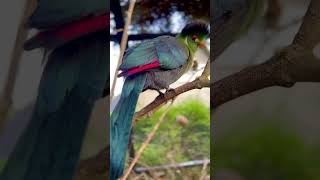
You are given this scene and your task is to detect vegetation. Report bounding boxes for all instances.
[132,100,210,178]
[0,160,5,174]
[135,0,209,24]
[213,121,320,180]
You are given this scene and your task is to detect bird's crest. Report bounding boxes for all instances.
[181,20,209,37]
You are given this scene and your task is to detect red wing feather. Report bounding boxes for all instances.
[24,14,109,50]
[118,59,160,77]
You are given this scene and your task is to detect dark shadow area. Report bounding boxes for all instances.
[212,0,320,179]
[0,0,109,179]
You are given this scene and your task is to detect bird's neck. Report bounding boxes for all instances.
[176,34,197,58]
[176,34,195,74]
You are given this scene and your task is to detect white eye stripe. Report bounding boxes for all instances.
[184,36,198,46]
[185,37,189,45]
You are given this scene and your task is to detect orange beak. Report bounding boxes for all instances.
[199,41,206,49]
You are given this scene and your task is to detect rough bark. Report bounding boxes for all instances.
[212,0,320,108]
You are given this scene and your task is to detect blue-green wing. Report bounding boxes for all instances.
[119,36,188,71]
[155,36,188,69]
[119,39,157,70]
[29,0,108,29]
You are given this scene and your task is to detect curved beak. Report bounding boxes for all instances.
[199,40,206,49]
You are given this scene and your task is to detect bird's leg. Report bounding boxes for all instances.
[156,89,165,99]
[165,87,176,94]
[165,87,177,102]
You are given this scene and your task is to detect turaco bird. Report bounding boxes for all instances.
[0,0,109,179]
[110,20,209,179]
[212,0,263,60]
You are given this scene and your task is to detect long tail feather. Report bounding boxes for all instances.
[110,73,146,179]
[0,31,108,180]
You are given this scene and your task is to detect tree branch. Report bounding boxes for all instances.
[0,0,37,136]
[134,60,210,121]
[212,0,320,109]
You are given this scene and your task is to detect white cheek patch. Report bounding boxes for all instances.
[185,38,188,45]
[313,42,320,59]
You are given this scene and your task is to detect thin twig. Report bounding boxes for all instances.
[121,103,173,179]
[0,0,37,136]
[199,159,209,180]
[135,159,211,173]
[131,173,145,180]
[110,0,137,99]
[201,58,210,78]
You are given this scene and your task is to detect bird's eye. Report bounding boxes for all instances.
[192,35,198,41]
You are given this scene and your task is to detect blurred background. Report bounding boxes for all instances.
[110,0,210,179]
[0,0,108,172]
[213,0,320,179]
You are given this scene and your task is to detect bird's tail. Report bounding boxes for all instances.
[0,31,108,180]
[110,73,146,179]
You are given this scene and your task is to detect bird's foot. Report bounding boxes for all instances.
[156,90,165,99]
[165,88,177,103]
[165,88,176,94]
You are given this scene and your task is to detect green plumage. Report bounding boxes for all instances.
[110,74,147,179]
[111,35,191,180]
[111,21,208,180]
[120,36,189,70]
[29,0,108,28]
[0,31,108,180]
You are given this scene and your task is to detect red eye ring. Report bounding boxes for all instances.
[192,35,197,41]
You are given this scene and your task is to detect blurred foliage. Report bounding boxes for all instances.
[134,0,209,23]
[115,0,209,32]
[0,160,5,173]
[213,121,320,180]
[133,100,210,169]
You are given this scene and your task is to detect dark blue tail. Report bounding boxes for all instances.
[0,32,108,180]
[110,73,146,179]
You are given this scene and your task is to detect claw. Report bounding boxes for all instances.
[165,88,177,102]
[156,90,165,99]
[165,88,176,94]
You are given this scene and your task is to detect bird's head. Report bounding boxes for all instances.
[180,20,209,50]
